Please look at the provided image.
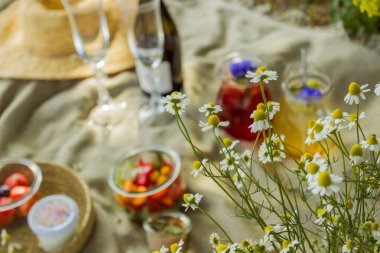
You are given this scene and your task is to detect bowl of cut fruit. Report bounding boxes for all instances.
[109,145,185,218]
[0,158,42,227]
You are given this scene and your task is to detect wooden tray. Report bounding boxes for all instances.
[6,162,96,253]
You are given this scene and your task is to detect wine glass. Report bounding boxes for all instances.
[62,0,127,130]
[121,0,172,127]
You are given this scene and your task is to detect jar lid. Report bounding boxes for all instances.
[27,195,78,237]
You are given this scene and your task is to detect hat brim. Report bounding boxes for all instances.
[0,0,135,80]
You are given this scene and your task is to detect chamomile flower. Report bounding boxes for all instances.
[161,91,189,115]
[182,193,203,211]
[258,134,286,164]
[209,232,220,249]
[325,108,349,130]
[199,115,229,132]
[191,159,208,177]
[198,102,222,117]
[241,149,252,163]
[1,229,9,246]
[361,134,380,152]
[279,240,299,253]
[372,230,380,245]
[305,160,328,183]
[152,245,169,253]
[259,234,275,251]
[342,240,356,253]
[246,66,278,84]
[231,169,246,189]
[375,83,380,96]
[314,208,328,225]
[220,150,241,172]
[350,144,364,165]
[264,224,287,235]
[344,82,370,105]
[308,171,342,196]
[305,119,333,145]
[220,138,239,155]
[249,109,271,133]
[256,101,280,120]
[347,112,366,129]
[170,239,184,253]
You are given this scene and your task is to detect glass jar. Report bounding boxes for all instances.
[217,52,271,141]
[273,63,332,157]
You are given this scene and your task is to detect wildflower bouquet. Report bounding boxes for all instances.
[159,66,380,253]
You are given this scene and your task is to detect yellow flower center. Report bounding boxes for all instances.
[349,114,357,123]
[152,251,159,253]
[170,243,179,252]
[282,240,290,249]
[372,222,379,231]
[183,193,191,203]
[223,137,233,147]
[308,120,316,129]
[346,200,353,210]
[253,109,266,121]
[309,132,315,140]
[350,144,363,157]
[256,66,268,73]
[241,240,250,248]
[317,208,325,218]
[217,244,228,253]
[367,134,378,145]
[302,153,313,162]
[272,149,281,157]
[208,101,216,106]
[348,82,361,95]
[193,160,201,170]
[307,162,320,175]
[171,91,179,96]
[257,103,266,111]
[345,240,353,249]
[208,115,220,127]
[313,123,324,133]
[317,172,332,187]
[332,109,343,119]
[264,226,273,234]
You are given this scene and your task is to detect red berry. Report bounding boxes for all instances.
[10,186,31,200]
[4,173,28,188]
[0,197,15,227]
[17,193,39,217]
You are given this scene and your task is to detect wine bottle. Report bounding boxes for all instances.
[135,0,183,96]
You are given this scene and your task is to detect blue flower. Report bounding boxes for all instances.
[298,86,322,100]
[229,59,258,78]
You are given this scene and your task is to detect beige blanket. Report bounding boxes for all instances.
[1,0,380,252]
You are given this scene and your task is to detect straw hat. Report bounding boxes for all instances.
[0,0,135,80]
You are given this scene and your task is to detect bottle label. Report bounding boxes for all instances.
[136,60,173,94]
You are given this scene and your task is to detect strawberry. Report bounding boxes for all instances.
[17,193,39,217]
[4,173,28,188]
[10,186,31,201]
[0,197,15,227]
[134,163,154,187]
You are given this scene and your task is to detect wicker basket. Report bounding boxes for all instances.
[6,162,96,253]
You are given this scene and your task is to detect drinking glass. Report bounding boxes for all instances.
[62,0,127,130]
[121,0,172,127]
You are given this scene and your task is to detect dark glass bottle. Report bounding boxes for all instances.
[135,0,183,96]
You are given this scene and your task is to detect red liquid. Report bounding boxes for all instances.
[217,81,271,141]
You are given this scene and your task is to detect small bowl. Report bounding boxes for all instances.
[0,157,42,212]
[143,211,192,251]
[108,145,185,218]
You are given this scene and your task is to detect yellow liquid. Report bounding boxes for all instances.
[273,97,328,158]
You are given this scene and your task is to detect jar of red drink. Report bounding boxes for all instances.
[217,52,271,141]
[108,146,185,220]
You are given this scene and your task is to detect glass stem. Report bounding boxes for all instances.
[94,65,112,106]
[150,64,161,110]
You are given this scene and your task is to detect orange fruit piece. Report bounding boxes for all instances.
[123,181,136,192]
[160,165,172,176]
[150,171,160,183]
[156,175,168,186]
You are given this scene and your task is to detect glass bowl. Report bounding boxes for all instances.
[108,145,185,219]
[0,157,43,226]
